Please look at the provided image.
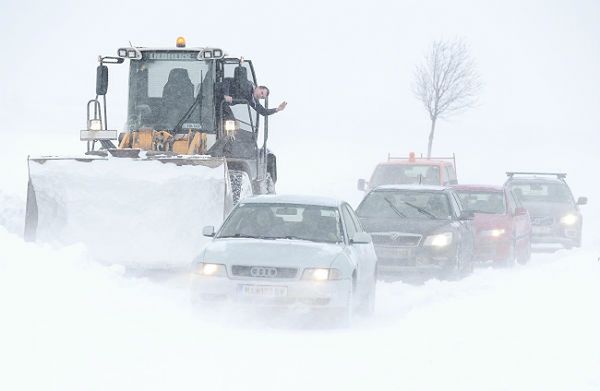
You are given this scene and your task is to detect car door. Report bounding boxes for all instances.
[449,191,474,256]
[507,189,530,245]
[341,204,377,293]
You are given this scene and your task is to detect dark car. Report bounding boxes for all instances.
[504,172,587,249]
[452,184,531,266]
[355,185,474,281]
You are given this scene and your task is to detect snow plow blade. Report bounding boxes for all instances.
[25,153,233,270]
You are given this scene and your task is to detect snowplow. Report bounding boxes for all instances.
[24,37,278,269]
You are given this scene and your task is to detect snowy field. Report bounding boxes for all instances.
[1,180,599,390]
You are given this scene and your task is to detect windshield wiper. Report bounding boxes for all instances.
[173,71,203,133]
[218,233,259,239]
[384,197,407,218]
[401,201,438,219]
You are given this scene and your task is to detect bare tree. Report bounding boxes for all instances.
[413,39,481,158]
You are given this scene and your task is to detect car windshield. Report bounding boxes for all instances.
[509,182,573,204]
[456,191,506,214]
[370,164,441,187]
[357,190,452,220]
[217,203,343,243]
[127,51,216,133]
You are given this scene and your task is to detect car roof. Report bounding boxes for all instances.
[240,194,343,208]
[372,184,450,192]
[451,184,504,192]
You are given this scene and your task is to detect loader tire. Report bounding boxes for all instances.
[260,173,276,195]
[230,171,253,205]
[24,179,38,242]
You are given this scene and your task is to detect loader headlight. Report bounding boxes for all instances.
[224,120,237,132]
[117,48,127,57]
[560,214,578,225]
[481,228,506,238]
[88,119,103,131]
[302,268,342,281]
[195,263,227,277]
[423,232,453,247]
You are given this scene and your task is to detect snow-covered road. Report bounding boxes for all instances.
[1,206,598,390]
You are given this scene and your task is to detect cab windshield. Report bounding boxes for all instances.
[217,203,343,243]
[455,191,506,214]
[357,190,452,220]
[509,183,573,204]
[371,164,440,186]
[127,51,216,132]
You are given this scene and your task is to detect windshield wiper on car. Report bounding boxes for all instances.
[384,197,407,218]
[218,233,260,239]
[402,201,438,219]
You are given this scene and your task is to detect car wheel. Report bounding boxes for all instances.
[574,231,582,248]
[330,286,354,327]
[444,246,465,280]
[517,238,531,264]
[357,269,377,317]
[499,242,517,268]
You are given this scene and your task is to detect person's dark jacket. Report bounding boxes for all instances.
[216,78,277,116]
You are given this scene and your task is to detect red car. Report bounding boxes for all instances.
[452,185,532,265]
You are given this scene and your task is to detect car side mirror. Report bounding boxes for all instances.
[577,196,588,206]
[202,225,215,237]
[514,207,528,216]
[357,179,367,191]
[96,65,109,96]
[458,210,474,220]
[350,232,372,244]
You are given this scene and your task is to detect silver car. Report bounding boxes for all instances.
[190,195,378,320]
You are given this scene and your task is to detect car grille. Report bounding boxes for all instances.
[531,216,554,226]
[231,265,298,279]
[371,233,422,247]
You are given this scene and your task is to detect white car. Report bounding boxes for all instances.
[191,195,378,320]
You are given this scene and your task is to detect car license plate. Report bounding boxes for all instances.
[532,226,552,234]
[377,247,412,259]
[239,285,287,298]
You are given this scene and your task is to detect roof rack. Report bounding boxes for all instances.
[387,152,456,172]
[388,152,456,160]
[506,172,567,179]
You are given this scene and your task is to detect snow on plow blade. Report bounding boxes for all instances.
[25,154,233,270]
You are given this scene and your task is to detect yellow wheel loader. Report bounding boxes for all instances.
[24,38,278,270]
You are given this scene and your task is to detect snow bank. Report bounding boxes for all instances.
[28,156,229,269]
[0,191,24,235]
[1,224,598,391]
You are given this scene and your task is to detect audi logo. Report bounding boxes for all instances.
[250,266,278,278]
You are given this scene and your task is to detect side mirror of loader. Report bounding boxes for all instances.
[96,65,109,96]
[357,179,367,191]
[202,225,216,237]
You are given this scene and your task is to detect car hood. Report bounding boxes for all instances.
[359,217,453,235]
[201,238,344,268]
[521,202,575,218]
[472,213,511,231]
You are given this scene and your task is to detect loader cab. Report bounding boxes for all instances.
[124,49,262,146]
[126,49,218,134]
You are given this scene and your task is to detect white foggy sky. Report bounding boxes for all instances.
[1,0,598,211]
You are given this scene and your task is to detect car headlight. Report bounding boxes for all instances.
[481,228,506,237]
[423,232,453,247]
[302,268,342,281]
[195,263,227,277]
[560,214,578,225]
